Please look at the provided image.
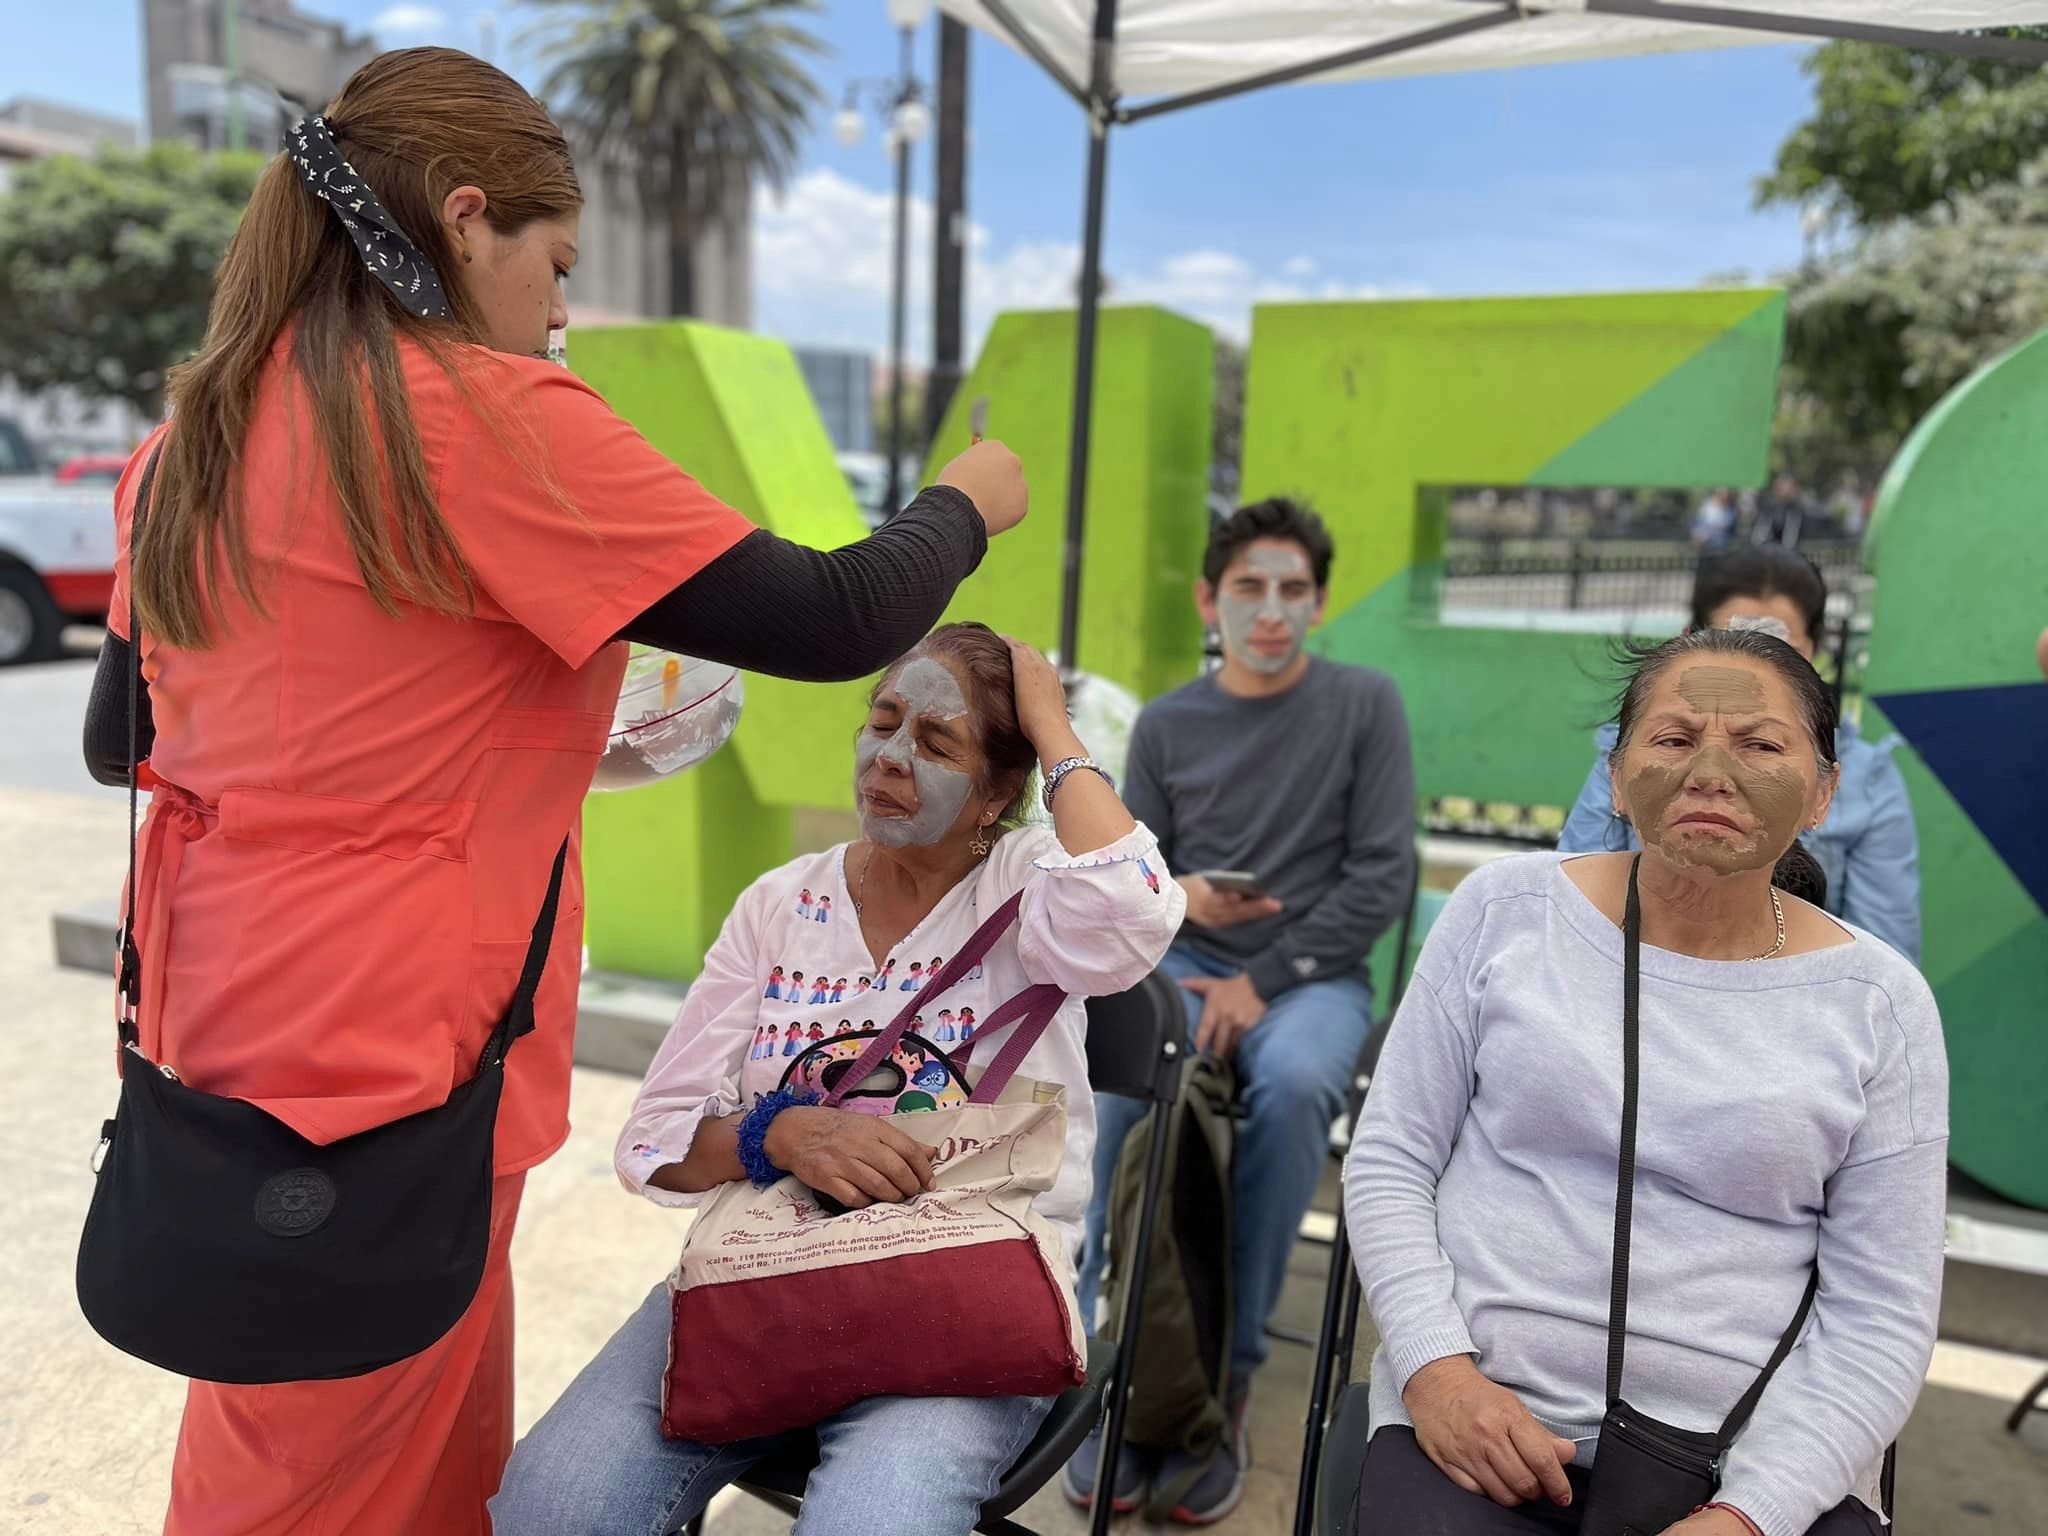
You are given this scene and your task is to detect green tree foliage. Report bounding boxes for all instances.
[1757,32,2048,228]
[0,143,263,416]
[1761,33,2048,490]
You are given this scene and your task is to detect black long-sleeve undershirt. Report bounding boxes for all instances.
[83,485,986,787]
[615,485,984,676]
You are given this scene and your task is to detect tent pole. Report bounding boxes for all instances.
[1057,0,1118,678]
[980,0,1091,109]
[1121,7,1522,123]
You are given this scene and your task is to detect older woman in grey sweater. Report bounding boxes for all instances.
[1345,629,1946,1536]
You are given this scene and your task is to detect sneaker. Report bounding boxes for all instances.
[1062,1424,1148,1514]
[1155,1381,1251,1526]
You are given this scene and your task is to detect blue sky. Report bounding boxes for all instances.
[8,2,1817,355]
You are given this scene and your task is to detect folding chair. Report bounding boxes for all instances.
[691,968,1188,1536]
[1078,967,1198,1536]
[1290,873,1444,1536]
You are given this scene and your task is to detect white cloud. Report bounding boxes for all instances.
[373,5,448,36]
[752,170,1421,360]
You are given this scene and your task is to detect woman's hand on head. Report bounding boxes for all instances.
[938,440,1028,537]
[1401,1355,1576,1509]
[1004,638,1076,755]
[762,1106,936,1209]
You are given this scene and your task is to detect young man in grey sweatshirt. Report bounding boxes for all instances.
[1068,497,1416,1522]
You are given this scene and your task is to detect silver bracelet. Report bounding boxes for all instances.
[1042,755,1114,812]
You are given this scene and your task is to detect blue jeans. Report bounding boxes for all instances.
[491,1284,1055,1536]
[1077,943,1373,1382]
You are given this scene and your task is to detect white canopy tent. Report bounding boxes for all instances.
[927,9,2048,1528]
[944,3,2048,110]
[932,0,2048,672]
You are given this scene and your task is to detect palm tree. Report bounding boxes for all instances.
[530,0,826,316]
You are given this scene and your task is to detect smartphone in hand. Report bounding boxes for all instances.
[1200,869,1268,900]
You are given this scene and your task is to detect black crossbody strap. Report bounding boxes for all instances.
[479,839,570,1067]
[1608,854,1821,1439]
[1605,854,1644,1404]
[1720,1267,1819,1441]
[116,445,167,1047]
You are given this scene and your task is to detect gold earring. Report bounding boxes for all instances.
[969,818,993,859]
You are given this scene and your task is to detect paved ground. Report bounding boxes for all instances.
[3,653,2045,1535]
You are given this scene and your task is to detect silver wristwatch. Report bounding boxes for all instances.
[1042,755,1114,812]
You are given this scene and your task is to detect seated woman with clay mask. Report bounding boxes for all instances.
[1559,547,1922,962]
[493,622,1184,1536]
[1345,627,1947,1536]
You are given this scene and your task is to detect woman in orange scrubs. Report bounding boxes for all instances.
[78,46,1025,1536]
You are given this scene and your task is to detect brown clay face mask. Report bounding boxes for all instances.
[1674,665,1768,718]
[1623,665,1812,873]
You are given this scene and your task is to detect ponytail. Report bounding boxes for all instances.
[1770,840,1828,908]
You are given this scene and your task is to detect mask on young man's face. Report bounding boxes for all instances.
[1215,545,1318,674]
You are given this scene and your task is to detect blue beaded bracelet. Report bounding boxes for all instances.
[736,1088,819,1187]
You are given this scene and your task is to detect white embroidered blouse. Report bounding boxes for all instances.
[616,823,1185,1246]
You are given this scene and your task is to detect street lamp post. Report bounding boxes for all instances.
[836,0,932,519]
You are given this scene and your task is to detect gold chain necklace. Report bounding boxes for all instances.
[1745,885,1786,962]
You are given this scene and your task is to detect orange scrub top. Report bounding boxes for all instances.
[109,338,753,1172]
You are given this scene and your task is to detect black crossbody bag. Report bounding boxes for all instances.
[1576,856,1818,1536]
[75,445,569,1384]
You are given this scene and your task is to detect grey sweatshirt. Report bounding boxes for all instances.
[1122,658,1414,1002]
[1344,853,1948,1536]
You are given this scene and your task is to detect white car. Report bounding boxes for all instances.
[0,418,117,664]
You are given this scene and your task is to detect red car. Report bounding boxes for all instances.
[54,453,131,485]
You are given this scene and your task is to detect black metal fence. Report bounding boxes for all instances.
[1440,537,1864,619]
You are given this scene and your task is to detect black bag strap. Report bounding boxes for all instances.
[117,441,567,1068]
[1608,854,1818,1444]
[1603,854,1645,1405]
[115,444,165,1047]
[479,840,570,1068]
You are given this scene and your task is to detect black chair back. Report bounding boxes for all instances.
[1084,969,1186,1106]
[1078,968,1190,1536]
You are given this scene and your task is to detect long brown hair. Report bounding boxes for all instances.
[138,47,581,649]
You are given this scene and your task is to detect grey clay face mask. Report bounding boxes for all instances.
[855,655,975,848]
[1218,545,1317,675]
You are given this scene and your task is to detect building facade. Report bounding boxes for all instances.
[138,0,752,326]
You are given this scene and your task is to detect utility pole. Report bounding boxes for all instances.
[223,0,245,151]
[927,16,969,441]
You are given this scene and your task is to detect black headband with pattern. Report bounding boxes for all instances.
[285,115,451,320]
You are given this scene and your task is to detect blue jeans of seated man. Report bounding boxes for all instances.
[1077,942,1374,1385]
[491,1283,1056,1536]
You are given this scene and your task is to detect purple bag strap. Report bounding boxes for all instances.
[961,982,1064,1105]
[822,891,1023,1109]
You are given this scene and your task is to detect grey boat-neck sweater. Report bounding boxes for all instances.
[1344,853,1948,1536]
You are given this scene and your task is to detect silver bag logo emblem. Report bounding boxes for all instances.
[254,1168,338,1238]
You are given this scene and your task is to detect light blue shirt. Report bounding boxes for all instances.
[1557,718,1922,962]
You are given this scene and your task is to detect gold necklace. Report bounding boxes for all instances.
[852,846,873,915]
[1745,885,1786,962]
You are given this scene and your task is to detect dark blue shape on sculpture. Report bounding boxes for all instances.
[1872,682,2048,917]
